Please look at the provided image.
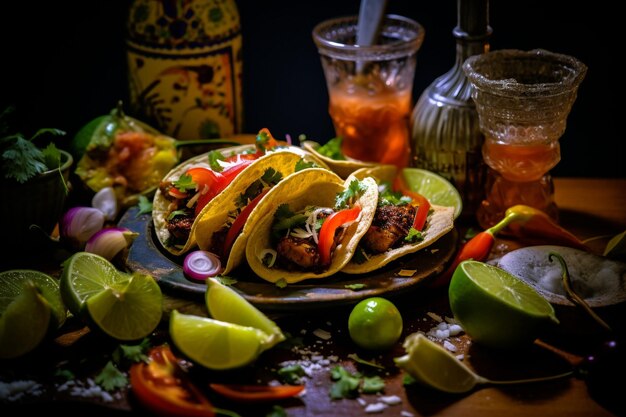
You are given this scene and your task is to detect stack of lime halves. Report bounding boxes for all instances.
[170,278,285,370]
[60,252,163,341]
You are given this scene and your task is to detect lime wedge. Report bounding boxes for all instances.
[86,272,163,341]
[395,333,485,393]
[402,168,462,219]
[205,278,285,348]
[449,260,558,349]
[60,252,163,340]
[169,310,267,370]
[0,269,66,329]
[0,281,52,359]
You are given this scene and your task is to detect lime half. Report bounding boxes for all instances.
[205,278,284,349]
[402,168,462,219]
[170,310,267,370]
[395,333,485,393]
[60,252,163,340]
[449,260,558,349]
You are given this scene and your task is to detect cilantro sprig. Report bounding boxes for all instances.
[316,137,346,160]
[335,179,368,209]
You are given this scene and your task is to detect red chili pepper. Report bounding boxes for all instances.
[208,383,305,402]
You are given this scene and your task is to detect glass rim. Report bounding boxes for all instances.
[312,14,424,58]
[463,49,587,97]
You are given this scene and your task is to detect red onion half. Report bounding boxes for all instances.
[183,250,222,281]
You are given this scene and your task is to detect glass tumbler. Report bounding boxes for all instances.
[312,15,424,168]
[463,49,587,228]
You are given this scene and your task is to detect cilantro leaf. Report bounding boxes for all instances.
[403,373,417,386]
[335,179,368,209]
[316,137,346,160]
[112,338,150,365]
[217,275,238,285]
[136,195,153,217]
[1,136,46,182]
[379,185,412,207]
[173,173,197,192]
[361,375,385,394]
[208,150,225,172]
[95,361,128,391]
[41,142,61,170]
[278,364,306,384]
[266,405,287,417]
[344,283,366,291]
[295,158,316,171]
[275,278,287,289]
[405,227,424,243]
[54,368,75,380]
[261,167,282,185]
[329,366,361,400]
[167,209,189,220]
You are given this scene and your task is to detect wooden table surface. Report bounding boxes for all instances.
[2,177,625,417]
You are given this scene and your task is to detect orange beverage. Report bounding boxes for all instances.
[482,140,560,182]
[328,81,412,168]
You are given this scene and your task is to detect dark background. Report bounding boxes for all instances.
[0,0,621,177]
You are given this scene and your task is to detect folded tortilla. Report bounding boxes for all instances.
[245,168,379,283]
[341,166,455,274]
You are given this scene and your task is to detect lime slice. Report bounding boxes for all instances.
[0,269,66,329]
[402,168,462,219]
[169,310,267,370]
[0,281,52,359]
[449,260,558,349]
[205,278,285,348]
[60,252,163,340]
[86,272,163,341]
[395,333,485,393]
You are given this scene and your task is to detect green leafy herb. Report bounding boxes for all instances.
[278,363,306,384]
[208,150,225,172]
[236,168,283,208]
[335,179,368,209]
[214,408,243,417]
[347,353,384,369]
[167,209,189,221]
[54,368,75,380]
[136,195,153,217]
[379,184,412,207]
[217,275,238,285]
[361,375,385,394]
[344,283,366,291]
[261,167,282,185]
[271,204,308,240]
[265,405,287,417]
[316,137,345,160]
[329,366,362,400]
[405,228,424,243]
[173,173,197,192]
[295,158,316,171]
[275,278,287,289]
[464,227,478,240]
[403,373,417,386]
[95,361,128,391]
[112,338,150,365]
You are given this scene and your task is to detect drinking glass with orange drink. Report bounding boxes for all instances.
[463,49,587,229]
[313,15,424,168]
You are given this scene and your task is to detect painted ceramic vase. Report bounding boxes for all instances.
[126,0,243,140]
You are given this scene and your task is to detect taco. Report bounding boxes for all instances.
[301,139,378,179]
[245,168,379,284]
[153,129,325,256]
[341,166,455,274]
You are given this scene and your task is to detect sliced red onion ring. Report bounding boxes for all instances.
[183,250,222,281]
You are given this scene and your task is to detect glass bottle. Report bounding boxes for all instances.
[126,0,243,140]
[410,0,491,218]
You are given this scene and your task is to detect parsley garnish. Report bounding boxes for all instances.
[403,373,417,385]
[405,227,424,243]
[379,184,412,207]
[361,375,385,394]
[136,195,153,217]
[95,361,128,391]
[329,366,361,399]
[295,158,316,171]
[167,209,189,220]
[335,179,368,209]
[275,278,287,289]
[208,150,225,172]
[173,173,197,192]
[278,364,306,384]
[112,338,150,365]
[236,168,283,208]
[344,283,366,291]
[316,137,346,160]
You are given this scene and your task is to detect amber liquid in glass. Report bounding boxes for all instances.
[328,80,411,169]
[477,137,560,228]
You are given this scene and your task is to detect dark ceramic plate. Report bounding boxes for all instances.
[119,207,458,311]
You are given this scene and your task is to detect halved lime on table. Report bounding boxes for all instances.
[402,168,463,219]
[60,252,163,341]
[0,270,67,358]
[449,260,559,349]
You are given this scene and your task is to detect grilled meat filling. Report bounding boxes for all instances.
[277,236,320,270]
[166,214,194,244]
[361,205,416,253]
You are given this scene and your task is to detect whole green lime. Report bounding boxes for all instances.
[348,297,403,350]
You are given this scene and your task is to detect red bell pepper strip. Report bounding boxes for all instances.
[222,189,270,258]
[318,206,362,265]
[392,174,431,231]
[191,160,255,216]
[208,383,305,402]
[130,345,215,417]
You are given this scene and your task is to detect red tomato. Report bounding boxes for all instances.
[222,189,269,258]
[186,167,223,189]
[317,206,362,265]
[209,383,305,402]
[129,345,215,417]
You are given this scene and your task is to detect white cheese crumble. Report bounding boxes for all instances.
[380,395,402,405]
[0,380,43,402]
[364,402,388,413]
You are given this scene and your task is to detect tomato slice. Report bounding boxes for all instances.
[392,175,431,231]
[209,383,305,402]
[317,206,361,265]
[130,345,215,417]
[222,189,269,258]
[186,167,223,190]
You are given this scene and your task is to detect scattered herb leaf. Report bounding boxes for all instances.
[54,369,75,380]
[265,405,287,417]
[95,361,128,391]
[112,338,151,365]
[347,353,384,369]
[316,137,345,160]
[295,158,316,171]
[403,373,417,386]
[167,209,188,220]
[278,364,306,384]
[136,195,153,217]
[217,275,238,285]
[208,150,225,172]
[329,366,361,400]
[361,375,385,394]
[335,179,367,209]
[405,228,424,243]
[173,173,197,192]
[344,283,366,291]
[275,278,287,289]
